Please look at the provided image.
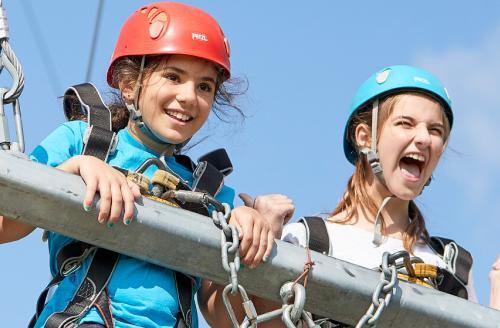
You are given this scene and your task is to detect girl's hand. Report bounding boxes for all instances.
[228,206,274,269]
[239,193,294,238]
[490,256,500,310]
[58,155,141,225]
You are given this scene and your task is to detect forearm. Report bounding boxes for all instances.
[0,156,83,244]
[199,279,284,328]
[0,215,35,243]
[199,280,240,328]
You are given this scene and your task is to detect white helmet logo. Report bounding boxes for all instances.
[414,76,430,85]
[376,69,391,84]
[192,32,208,42]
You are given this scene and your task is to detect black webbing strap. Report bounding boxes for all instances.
[298,217,352,328]
[192,161,224,197]
[44,248,119,328]
[299,217,330,255]
[427,236,472,299]
[173,272,194,328]
[28,273,65,328]
[197,148,233,176]
[63,83,116,162]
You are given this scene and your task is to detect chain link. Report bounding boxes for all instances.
[355,251,400,328]
[211,203,321,328]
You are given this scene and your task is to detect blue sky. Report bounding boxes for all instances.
[1,0,500,326]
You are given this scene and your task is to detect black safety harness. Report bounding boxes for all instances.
[298,216,473,328]
[29,83,233,328]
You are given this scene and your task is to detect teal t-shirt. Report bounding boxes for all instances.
[30,121,235,328]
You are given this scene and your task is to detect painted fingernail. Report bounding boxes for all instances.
[263,255,269,262]
[124,219,131,225]
[107,223,114,229]
[83,205,91,212]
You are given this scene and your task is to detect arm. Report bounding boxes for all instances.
[490,256,500,310]
[58,155,140,225]
[0,215,35,244]
[1,154,140,242]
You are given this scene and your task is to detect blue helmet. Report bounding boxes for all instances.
[343,65,453,164]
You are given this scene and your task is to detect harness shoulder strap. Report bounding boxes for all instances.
[173,272,195,328]
[44,247,119,328]
[63,83,116,162]
[427,236,472,299]
[298,217,353,327]
[428,236,473,284]
[29,242,118,328]
[299,216,330,255]
[174,148,233,198]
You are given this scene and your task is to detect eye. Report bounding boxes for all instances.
[164,72,180,83]
[429,126,445,137]
[198,82,214,93]
[395,118,413,129]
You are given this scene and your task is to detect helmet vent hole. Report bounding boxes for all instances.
[148,7,159,19]
[149,21,164,39]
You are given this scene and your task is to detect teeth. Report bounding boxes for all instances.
[167,111,191,122]
[405,153,425,162]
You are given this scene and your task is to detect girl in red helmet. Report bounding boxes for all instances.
[0,2,277,327]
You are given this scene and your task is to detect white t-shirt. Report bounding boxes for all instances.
[281,221,477,302]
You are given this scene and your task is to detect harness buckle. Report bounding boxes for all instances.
[443,242,458,274]
[60,246,97,276]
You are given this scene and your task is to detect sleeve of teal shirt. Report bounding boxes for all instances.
[30,121,85,166]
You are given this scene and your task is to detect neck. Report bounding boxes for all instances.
[358,171,411,238]
[127,120,175,156]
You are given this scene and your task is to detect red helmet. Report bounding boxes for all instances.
[107,2,231,87]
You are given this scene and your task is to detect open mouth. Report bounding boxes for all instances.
[166,110,193,123]
[399,153,426,181]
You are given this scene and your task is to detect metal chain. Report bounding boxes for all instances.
[210,200,320,328]
[355,252,399,328]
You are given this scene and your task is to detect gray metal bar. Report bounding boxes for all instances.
[0,151,499,327]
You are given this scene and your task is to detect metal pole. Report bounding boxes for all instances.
[0,151,499,327]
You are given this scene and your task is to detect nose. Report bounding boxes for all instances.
[175,81,197,105]
[414,124,431,148]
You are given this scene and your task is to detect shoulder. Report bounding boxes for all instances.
[30,121,87,166]
[281,222,307,247]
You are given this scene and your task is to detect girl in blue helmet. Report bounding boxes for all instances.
[243,65,479,327]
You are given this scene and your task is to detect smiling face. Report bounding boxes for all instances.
[124,54,218,147]
[355,92,449,201]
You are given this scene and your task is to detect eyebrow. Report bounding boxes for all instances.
[164,66,217,84]
[395,115,445,127]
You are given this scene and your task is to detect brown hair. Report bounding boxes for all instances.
[66,55,246,132]
[330,92,450,252]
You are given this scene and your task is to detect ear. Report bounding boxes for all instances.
[441,139,449,154]
[354,123,371,150]
[118,80,136,103]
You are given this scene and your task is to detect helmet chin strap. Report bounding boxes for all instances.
[361,99,386,186]
[125,55,189,154]
[359,98,393,246]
